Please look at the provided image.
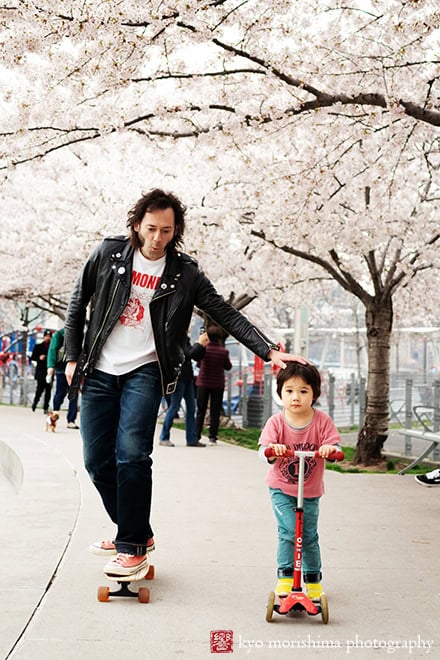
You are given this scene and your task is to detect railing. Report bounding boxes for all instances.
[223,369,367,429]
[223,369,440,447]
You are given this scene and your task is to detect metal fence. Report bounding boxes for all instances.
[223,369,366,429]
[223,368,440,447]
[1,371,34,406]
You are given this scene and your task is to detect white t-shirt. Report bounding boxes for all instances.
[95,250,166,375]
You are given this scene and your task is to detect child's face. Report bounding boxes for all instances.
[280,376,314,414]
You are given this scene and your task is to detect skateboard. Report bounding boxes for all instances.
[97,563,155,603]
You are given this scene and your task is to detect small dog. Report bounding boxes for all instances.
[45,411,59,432]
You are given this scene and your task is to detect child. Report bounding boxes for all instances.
[258,361,341,598]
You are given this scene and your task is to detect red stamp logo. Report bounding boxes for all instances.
[210,630,233,654]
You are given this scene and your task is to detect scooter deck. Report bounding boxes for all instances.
[266,589,329,623]
[277,591,320,616]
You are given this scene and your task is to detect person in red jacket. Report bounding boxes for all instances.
[192,325,232,445]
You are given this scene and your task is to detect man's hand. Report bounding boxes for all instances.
[267,349,309,369]
[65,361,77,386]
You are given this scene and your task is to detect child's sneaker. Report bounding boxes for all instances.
[275,577,293,595]
[104,552,149,576]
[89,537,155,556]
[306,582,323,600]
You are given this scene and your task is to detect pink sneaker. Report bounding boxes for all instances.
[90,537,155,556]
[89,539,117,556]
[104,552,149,576]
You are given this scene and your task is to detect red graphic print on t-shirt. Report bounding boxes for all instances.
[120,297,145,327]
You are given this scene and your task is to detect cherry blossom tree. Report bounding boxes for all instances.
[1,0,439,463]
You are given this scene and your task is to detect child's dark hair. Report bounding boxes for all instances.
[206,324,224,343]
[276,362,321,403]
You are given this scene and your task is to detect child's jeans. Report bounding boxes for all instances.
[269,488,322,582]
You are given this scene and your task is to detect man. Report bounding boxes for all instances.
[47,328,79,429]
[64,188,305,577]
[30,329,52,414]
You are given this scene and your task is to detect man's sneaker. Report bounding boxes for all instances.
[414,468,440,487]
[89,539,117,556]
[67,422,79,429]
[90,537,155,555]
[208,438,217,446]
[159,439,175,447]
[104,552,149,576]
[275,577,293,595]
[306,582,324,600]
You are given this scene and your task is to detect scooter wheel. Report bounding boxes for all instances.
[320,592,329,624]
[266,591,275,622]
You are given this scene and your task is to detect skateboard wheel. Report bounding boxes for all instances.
[266,591,275,622]
[146,565,155,580]
[97,586,110,602]
[320,592,329,624]
[138,587,150,603]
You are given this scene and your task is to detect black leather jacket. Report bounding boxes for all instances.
[65,236,279,397]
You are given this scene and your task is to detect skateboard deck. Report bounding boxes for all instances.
[97,563,155,603]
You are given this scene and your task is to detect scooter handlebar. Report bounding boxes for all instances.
[264,447,344,462]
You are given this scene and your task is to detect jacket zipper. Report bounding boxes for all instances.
[253,328,280,356]
[150,288,175,393]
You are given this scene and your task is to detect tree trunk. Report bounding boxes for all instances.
[353,297,392,466]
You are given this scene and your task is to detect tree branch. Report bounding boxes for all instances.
[251,228,372,305]
[211,39,440,126]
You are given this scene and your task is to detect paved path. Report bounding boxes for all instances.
[1,405,439,659]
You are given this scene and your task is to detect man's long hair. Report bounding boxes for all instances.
[127,188,186,253]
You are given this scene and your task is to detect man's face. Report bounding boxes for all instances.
[134,207,176,260]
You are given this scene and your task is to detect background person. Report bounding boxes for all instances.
[159,337,205,447]
[192,325,232,446]
[30,329,53,413]
[47,328,79,429]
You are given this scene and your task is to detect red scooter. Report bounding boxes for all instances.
[264,447,344,624]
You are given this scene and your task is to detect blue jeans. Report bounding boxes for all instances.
[53,369,78,423]
[80,363,162,555]
[269,488,322,581]
[159,377,197,445]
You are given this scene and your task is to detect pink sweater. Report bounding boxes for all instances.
[259,409,341,498]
